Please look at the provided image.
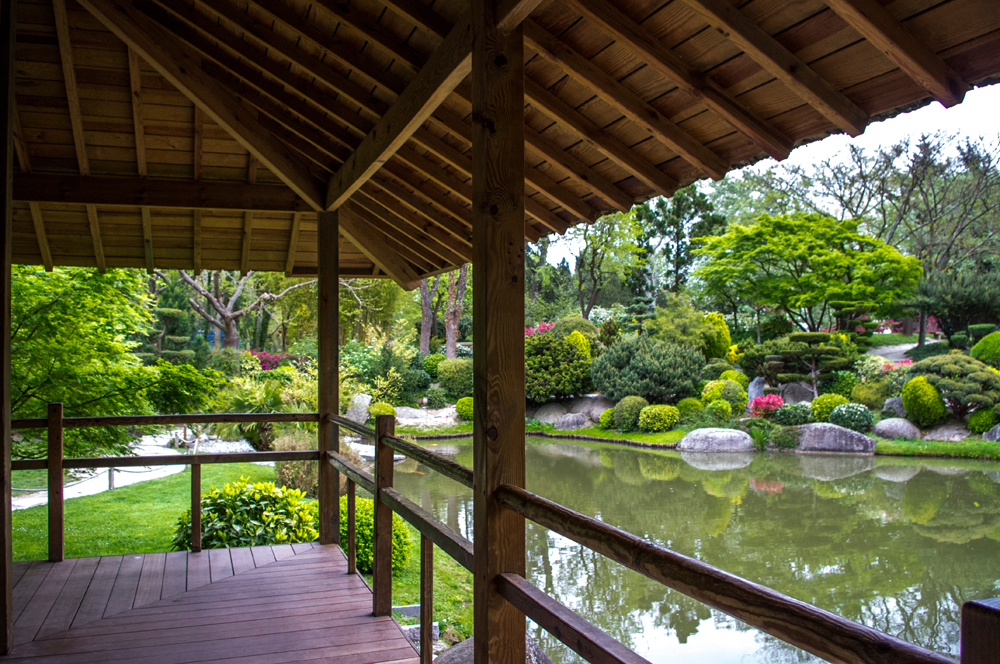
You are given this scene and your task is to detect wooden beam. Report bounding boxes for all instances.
[52,0,90,175]
[472,1,526,664]
[77,0,326,210]
[563,0,792,162]
[193,106,203,181]
[284,212,301,277]
[374,172,472,243]
[85,204,106,273]
[10,107,29,174]
[496,0,550,32]
[317,210,339,546]
[140,206,154,274]
[344,203,439,273]
[28,203,52,272]
[380,0,450,39]
[681,0,868,136]
[240,211,253,276]
[354,190,466,266]
[824,0,968,107]
[127,47,148,176]
[339,206,422,289]
[192,209,202,275]
[1,0,15,650]
[525,128,633,213]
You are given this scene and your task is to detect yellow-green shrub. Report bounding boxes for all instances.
[614,396,649,433]
[720,370,749,390]
[566,330,592,361]
[901,376,947,427]
[677,397,704,417]
[968,408,999,434]
[339,495,411,574]
[368,402,396,422]
[809,394,848,422]
[638,405,680,432]
[701,379,747,412]
[456,396,474,420]
[703,312,732,359]
[598,408,615,429]
[706,399,732,419]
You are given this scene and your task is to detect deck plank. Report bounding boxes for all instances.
[103,554,144,617]
[13,561,54,623]
[35,557,100,638]
[271,543,295,561]
[229,547,255,576]
[186,551,211,591]
[133,552,166,608]
[208,548,233,583]
[250,545,275,568]
[12,561,31,587]
[71,556,122,629]
[160,551,187,599]
[13,559,78,645]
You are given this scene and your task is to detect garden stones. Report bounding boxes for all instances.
[781,382,814,405]
[534,402,567,425]
[794,423,876,454]
[554,413,590,431]
[746,376,766,405]
[567,395,615,423]
[983,423,1000,442]
[677,428,755,452]
[874,418,922,440]
[882,396,906,418]
[346,393,372,425]
[923,423,970,442]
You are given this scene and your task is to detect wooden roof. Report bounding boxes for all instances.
[10,0,1000,287]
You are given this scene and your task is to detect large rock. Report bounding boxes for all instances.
[747,377,767,405]
[534,402,567,425]
[781,382,815,405]
[794,423,876,454]
[680,451,754,471]
[554,413,590,431]
[924,423,970,442]
[882,397,906,418]
[983,424,1000,442]
[568,395,616,422]
[677,428,755,452]
[874,418,922,440]
[345,393,372,425]
[394,406,425,420]
[799,454,875,481]
[874,464,922,483]
[436,636,552,664]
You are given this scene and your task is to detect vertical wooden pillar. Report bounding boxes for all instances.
[420,535,433,664]
[347,479,356,574]
[318,210,340,546]
[190,463,201,552]
[471,0,526,659]
[0,0,14,649]
[47,404,63,563]
[962,597,1000,663]
[373,414,394,616]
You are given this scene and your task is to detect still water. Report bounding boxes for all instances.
[392,437,1000,663]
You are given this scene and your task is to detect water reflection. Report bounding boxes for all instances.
[393,437,1000,663]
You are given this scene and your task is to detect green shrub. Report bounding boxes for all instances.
[850,381,889,410]
[456,397,474,420]
[566,330,592,361]
[173,477,317,550]
[971,331,1000,367]
[700,361,734,381]
[701,379,747,413]
[719,370,749,390]
[901,376,948,427]
[828,403,874,432]
[968,408,999,434]
[598,408,615,429]
[614,396,649,433]
[810,394,849,423]
[774,403,811,426]
[969,324,997,342]
[905,341,950,362]
[706,399,732,420]
[825,370,857,398]
[638,405,680,432]
[425,387,448,409]
[339,495,411,575]
[854,355,890,383]
[368,402,396,422]
[525,333,591,402]
[676,397,704,417]
[592,335,705,403]
[438,358,473,400]
[951,333,970,349]
[770,427,800,450]
[550,316,599,340]
[909,354,1000,417]
[703,313,732,360]
[424,353,446,378]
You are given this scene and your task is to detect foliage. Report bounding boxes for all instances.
[701,361,735,381]
[598,408,616,429]
[425,387,448,409]
[567,211,645,319]
[905,342,951,362]
[645,293,717,352]
[172,478,316,550]
[214,377,285,451]
[749,394,784,418]
[702,313,732,359]
[638,405,680,432]
[774,403,811,426]
[701,380,748,413]
[828,403,874,432]
[340,496,412,575]
[598,319,621,348]
[826,371,858,398]
[207,348,244,377]
[719,370,749,390]
[592,335,705,403]
[456,397,474,421]
[968,408,1000,434]
[706,399,732,420]
[970,324,996,342]
[369,402,396,421]
[810,394,849,423]
[770,427,801,450]
[613,396,649,433]
[566,330,592,361]
[550,316,599,340]
[525,333,591,402]
[910,270,1000,341]
[438,359,474,400]
[676,397,705,417]
[971,331,1000,367]
[741,418,776,450]
[424,353,447,378]
[274,432,318,498]
[726,345,744,364]
[901,376,948,427]
[855,355,891,383]
[850,381,890,410]
[908,354,1000,417]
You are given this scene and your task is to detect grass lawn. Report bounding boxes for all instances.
[12,468,84,497]
[905,341,951,361]
[867,333,918,347]
[875,437,1000,460]
[546,425,683,445]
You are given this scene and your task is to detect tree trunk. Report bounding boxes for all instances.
[212,272,222,350]
[223,317,239,349]
[756,308,762,344]
[419,276,440,356]
[918,311,927,346]
[445,265,468,358]
[529,237,548,302]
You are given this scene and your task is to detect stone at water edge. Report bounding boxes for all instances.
[554,412,590,431]
[747,376,766,405]
[534,402,567,425]
[677,428,755,452]
[393,406,425,419]
[794,423,875,454]
[345,393,372,425]
[781,382,815,405]
[435,636,553,664]
[923,423,970,443]
[983,423,1000,442]
[566,394,615,422]
[882,396,906,418]
[873,418,922,440]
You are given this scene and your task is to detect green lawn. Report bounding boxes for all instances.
[875,437,1000,460]
[866,333,918,347]
[12,468,83,497]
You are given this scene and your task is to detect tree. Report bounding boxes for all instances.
[444,264,469,358]
[569,211,644,319]
[418,275,443,356]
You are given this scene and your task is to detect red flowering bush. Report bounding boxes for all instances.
[525,322,554,337]
[250,351,297,371]
[749,394,784,419]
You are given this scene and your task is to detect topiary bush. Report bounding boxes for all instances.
[550,316,599,340]
[701,361,735,381]
[525,333,591,402]
[720,370,749,390]
[908,354,1000,417]
[638,405,680,432]
[774,403,810,426]
[368,402,396,422]
[598,408,615,429]
[423,353,446,378]
[592,335,705,403]
[339,495,411,575]
[676,397,704,417]
[850,381,890,410]
[456,396,473,420]
[703,312,732,360]
[566,330,592,361]
[828,403,874,432]
[614,396,649,433]
[749,394,783,418]
[968,408,999,434]
[810,394,849,423]
[701,380,747,413]
[173,477,317,550]
[825,370,857,398]
[971,331,1000,368]
[706,399,732,420]
[425,387,448,409]
[901,376,948,427]
[438,358,473,400]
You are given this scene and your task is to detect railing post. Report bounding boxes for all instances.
[190,462,201,553]
[347,479,356,575]
[317,210,340,547]
[108,466,114,491]
[373,414,394,616]
[962,597,1000,663]
[47,403,63,563]
[420,535,433,664]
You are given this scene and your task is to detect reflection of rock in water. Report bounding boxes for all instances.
[799,454,875,481]
[874,465,922,483]
[680,451,754,471]
[883,481,906,501]
[534,443,604,467]
[926,466,968,476]
[988,471,1000,484]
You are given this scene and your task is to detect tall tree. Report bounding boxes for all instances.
[444,264,468,358]
[569,211,644,319]
[419,275,443,356]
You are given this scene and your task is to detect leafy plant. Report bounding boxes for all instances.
[774,403,811,426]
[425,387,448,409]
[968,408,999,434]
[706,399,732,420]
[214,377,285,451]
[614,396,649,433]
[971,331,1000,367]
[566,330,592,361]
[854,355,891,383]
[438,359,474,400]
[550,316,599,340]
[701,361,735,381]
[777,332,851,400]
[850,381,890,410]
[638,405,680,432]
[369,402,396,421]
[424,353,447,378]
[525,333,591,402]
[340,496,411,575]
[598,408,615,429]
[368,367,402,405]
[703,313,732,359]
[969,324,997,343]
[598,319,621,348]
[456,397,474,421]
[901,376,948,427]
[701,380,748,412]
[749,394,784,419]
[828,403,874,432]
[592,335,705,403]
[825,371,857,398]
[726,344,744,364]
[810,394,849,423]
[908,354,1000,417]
[720,370,749,390]
[676,397,704,417]
[770,427,800,450]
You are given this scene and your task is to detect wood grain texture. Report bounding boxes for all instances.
[126,47,146,176]
[961,597,1000,664]
[420,536,433,664]
[27,203,52,272]
[51,0,90,176]
[339,205,421,290]
[47,403,63,564]
[1,11,15,640]
[373,414,395,616]
[379,487,473,573]
[85,205,105,273]
[140,206,153,273]
[190,464,201,553]
[317,210,339,546]
[347,480,357,575]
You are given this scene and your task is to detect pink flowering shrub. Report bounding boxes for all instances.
[250,350,297,371]
[883,359,913,394]
[525,321,554,337]
[749,394,784,419]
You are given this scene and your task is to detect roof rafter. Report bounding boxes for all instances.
[339,206,423,290]
[85,205,106,273]
[127,47,148,176]
[283,212,301,278]
[52,0,89,175]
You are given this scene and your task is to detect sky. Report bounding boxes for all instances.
[546,83,1000,266]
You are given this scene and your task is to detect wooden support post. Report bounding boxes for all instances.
[373,414,394,616]
[471,0,527,660]
[190,463,201,552]
[420,535,433,664]
[347,479,356,574]
[962,597,1000,663]
[108,467,114,491]
[47,403,64,563]
[317,210,340,546]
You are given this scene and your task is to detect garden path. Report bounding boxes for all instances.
[867,343,917,362]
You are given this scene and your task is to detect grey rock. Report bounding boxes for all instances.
[400,622,439,647]
[393,406,425,420]
[525,404,538,421]
[747,377,767,405]
[568,395,616,422]
[393,604,421,618]
[874,464,922,483]
[781,382,815,405]
[680,451,754,471]
[436,636,553,664]
[554,412,590,431]
[345,393,372,425]
[882,396,906,418]
[794,423,876,454]
[798,454,875,481]
[873,418,922,440]
[534,403,567,425]
[924,423,970,442]
[677,428,755,452]
[983,423,1000,442]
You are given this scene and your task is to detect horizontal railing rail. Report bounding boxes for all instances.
[381,435,474,489]
[327,413,376,439]
[12,450,320,471]
[12,412,320,430]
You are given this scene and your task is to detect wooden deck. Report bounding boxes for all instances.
[6,543,418,663]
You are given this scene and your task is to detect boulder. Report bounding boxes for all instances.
[794,423,876,454]
[873,418,922,441]
[923,423,970,442]
[874,464,922,483]
[746,377,767,405]
[677,428,755,452]
[882,397,906,418]
[436,636,552,664]
[554,413,590,431]
[568,395,616,422]
[983,423,1000,442]
[798,454,875,481]
[680,451,754,471]
[393,406,425,420]
[534,402,567,425]
[781,382,815,405]
[345,393,372,425]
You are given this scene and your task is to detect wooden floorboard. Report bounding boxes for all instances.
[9,544,415,663]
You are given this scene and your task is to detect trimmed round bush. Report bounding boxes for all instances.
[368,402,396,422]
[614,396,649,433]
[598,408,615,429]
[339,495,411,575]
[456,396,473,420]
[638,405,680,432]
[901,376,948,427]
[525,333,591,402]
[701,379,747,412]
[968,408,999,434]
[749,394,784,418]
[706,399,732,420]
[774,403,811,426]
[828,403,874,432]
[550,316,599,340]
[850,381,889,410]
[423,353,446,379]
[701,361,735,381]
[826,370,857,398]
[720,370,749,390]
[425,387,448,409]
[438,358,473,400]
[592,335,705,404]
[810,394,849,423]
[908,354,1000,417]
[703,312,732,360]
[676,397,704,417]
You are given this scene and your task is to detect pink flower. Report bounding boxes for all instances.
[749,394,784,418]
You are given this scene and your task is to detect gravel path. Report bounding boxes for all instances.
[867,343,917,362]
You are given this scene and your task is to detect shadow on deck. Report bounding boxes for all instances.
[7,543,418,663]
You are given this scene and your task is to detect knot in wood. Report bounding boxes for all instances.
[487,426,498,441]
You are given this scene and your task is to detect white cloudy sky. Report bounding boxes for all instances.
[546,83,1000,266]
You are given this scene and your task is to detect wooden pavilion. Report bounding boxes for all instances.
[2,0,1000,660]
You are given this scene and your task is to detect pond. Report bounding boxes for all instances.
[391,436,1000,663]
